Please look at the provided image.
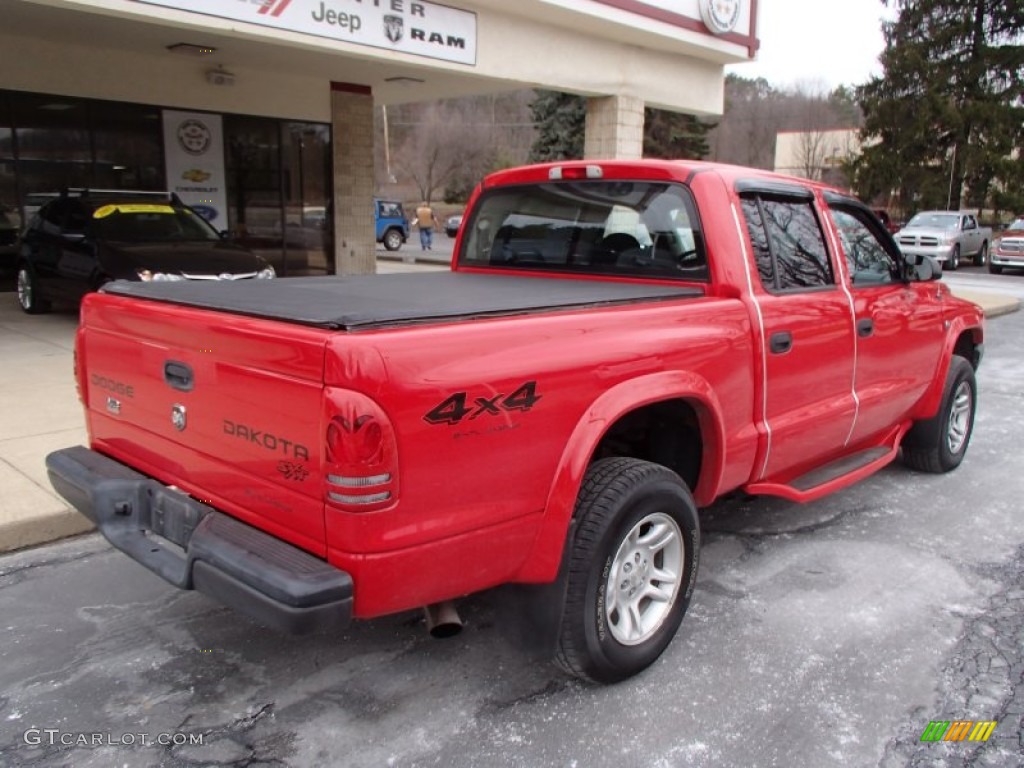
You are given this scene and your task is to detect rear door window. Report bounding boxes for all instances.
[740,194,833,291]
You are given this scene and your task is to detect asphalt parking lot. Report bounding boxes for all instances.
[0,266,1022,768]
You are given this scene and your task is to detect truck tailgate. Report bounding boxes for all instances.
[79,293,331,556]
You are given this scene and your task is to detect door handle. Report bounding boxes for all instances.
[857,318,874,338]
[163,361,194,392]
[769,331,792,354]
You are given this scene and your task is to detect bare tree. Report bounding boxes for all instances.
[712,76,863,174]
[380,93,535,204]
[788,82,838,180]
[389,103,478,204]
[710,75,783,168]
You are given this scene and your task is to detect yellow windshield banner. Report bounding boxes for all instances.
[93,204,176,219]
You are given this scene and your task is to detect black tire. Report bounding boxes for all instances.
[975,242,987,266]
[947,245,960,271]
[16,264,50,314]
[989,261,1003,275]
[901,356,976,473]
[555,457,700,684]
[382,228,403,251]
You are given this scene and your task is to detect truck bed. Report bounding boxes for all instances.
[103,272,701,330]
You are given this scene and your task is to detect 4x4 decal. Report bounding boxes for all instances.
[424,381,541,426]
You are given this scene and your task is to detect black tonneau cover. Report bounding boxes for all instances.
[103,272,701,330]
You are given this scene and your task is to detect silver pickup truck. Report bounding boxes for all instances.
[895,210,991,271]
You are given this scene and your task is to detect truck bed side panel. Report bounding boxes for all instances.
[323,296,757,615]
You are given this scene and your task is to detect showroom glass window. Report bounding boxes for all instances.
[11,92,93,199]
[91,100,163,191]
[225,115,333,276]
[0,93,16,229]
[1,89,333,276]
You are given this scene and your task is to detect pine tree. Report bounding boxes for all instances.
[854,0,1024,217]
[528,92,713,162]
[643,108,714,160]
[528,91,586,162]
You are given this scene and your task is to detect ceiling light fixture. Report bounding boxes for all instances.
[167,42,218,56]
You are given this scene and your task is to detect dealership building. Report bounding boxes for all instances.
[1,0,759,275]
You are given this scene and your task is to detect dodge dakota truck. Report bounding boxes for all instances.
[895,210,991,270]
[47,160,984,684]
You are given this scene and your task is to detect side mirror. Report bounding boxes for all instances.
[905,253,941,282]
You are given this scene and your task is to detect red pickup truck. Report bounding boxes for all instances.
[47,160,984,683]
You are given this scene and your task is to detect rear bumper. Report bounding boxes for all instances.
[46,446,352,634]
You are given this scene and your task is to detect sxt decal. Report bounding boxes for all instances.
[424,381,541,426]
[277,461,310,482]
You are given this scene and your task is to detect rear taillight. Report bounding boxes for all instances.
[74,327,88,405]
[323,388,398,512]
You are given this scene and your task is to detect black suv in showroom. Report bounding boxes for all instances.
[16,189,275,314]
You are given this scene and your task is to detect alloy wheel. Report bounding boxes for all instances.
[604,511,684,646]
[946,380,973,455]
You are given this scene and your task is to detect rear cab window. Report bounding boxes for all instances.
[457,180,708,282]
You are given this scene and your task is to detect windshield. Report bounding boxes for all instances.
[91,204,220,242]
[377,201,404,218]
[1007,219,1024,232]
[907,213,959,229]
[458,180,707,281]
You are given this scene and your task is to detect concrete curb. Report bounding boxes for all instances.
[949,288,1021,319]
[376,251,451,265]
[0,507,94,554]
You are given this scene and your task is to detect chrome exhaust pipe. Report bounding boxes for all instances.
[423,600,463,638]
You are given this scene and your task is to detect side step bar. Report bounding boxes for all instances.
[743,423,909,503]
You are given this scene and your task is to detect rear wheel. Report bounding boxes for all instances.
[16,265,50,314]
[555,457,699,684]
[901,356,976,473]
[383,228,403,251]
[975,242,988,266]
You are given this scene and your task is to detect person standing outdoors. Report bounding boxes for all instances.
[415,201,439,251]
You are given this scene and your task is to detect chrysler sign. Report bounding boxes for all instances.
[136,0,477,65]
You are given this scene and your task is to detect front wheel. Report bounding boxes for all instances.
[901,356,976,473]
[555,457,699,684]
[947,245,960,271]
[382,228,403,251]
[989,261,1003,275]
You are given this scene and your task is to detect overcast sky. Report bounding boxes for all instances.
[724,0,894,91]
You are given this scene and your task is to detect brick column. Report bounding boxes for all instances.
[584,94,645,160]
[330,83,376,275]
